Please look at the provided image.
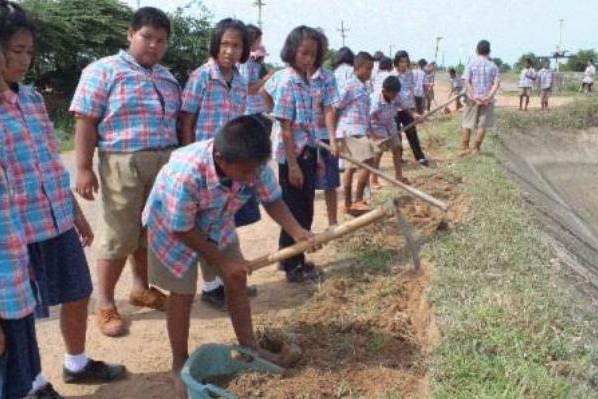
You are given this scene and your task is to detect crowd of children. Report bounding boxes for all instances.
[0,1,514,397]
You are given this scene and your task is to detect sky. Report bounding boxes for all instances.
[125,0,597,67]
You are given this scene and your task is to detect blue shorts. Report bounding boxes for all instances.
[315,141,341,190]
[28,228,93,318]
[0,314,41,399]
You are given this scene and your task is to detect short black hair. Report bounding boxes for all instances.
[210,18,250,64]
[382,75,401,93]
[379,56,392,71]
[0,0,37,46]
[393,50,410,67]
[476,40,491,56]
[373,50,384,61]
[448,67,456,75]
[246,24,262,46]
[214,115,272,164]
[334,46,355,69]
[130,7,171,36]
[280,25,325,69]
[417,58,428,68]
[354,51,374,68]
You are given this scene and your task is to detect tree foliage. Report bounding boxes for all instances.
[561,49,598,72]
[514,52,539,71]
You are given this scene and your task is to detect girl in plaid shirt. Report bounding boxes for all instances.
[265,26,327,283]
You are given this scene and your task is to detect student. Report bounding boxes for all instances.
[423,61,436,111]
[0,40,51,399]
[413,58,427,115]
[311,32,340,227]
[336,52,375,214]
[370,56,393,99]
[518,58,536,111]
[537,60,554,111]
[70,7,181,336]
[143,116,316,399]
[1,0,125,387]
[392,50,428,166]
[265,26,325,282]
[179,18,252,309]
[239,24,273,124]
[460,40,501,156]
[333,46,355,88]
[369,75,406,189]
[448,67,464,110]
[582,59,595,94]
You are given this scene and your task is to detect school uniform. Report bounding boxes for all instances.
[462,57,500,130]
[392,70,427,162]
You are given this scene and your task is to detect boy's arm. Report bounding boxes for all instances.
[248,70,274,95]
[264,200,317,245]
[178,112,197,146]
[74,115,99,201]
[72,194,94,247]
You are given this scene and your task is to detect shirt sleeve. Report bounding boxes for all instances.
[181,68,207,115]
[335,82,354,110]
[255,165,282,204]
[160,172,200,233]
[69,62,111,119]
[323,75,339,107]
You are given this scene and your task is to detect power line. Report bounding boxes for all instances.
[434,36,443,64]
[337,20,349,47]
[253,0,266,30]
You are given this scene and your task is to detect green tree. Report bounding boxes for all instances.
[562,49,598,72]
[162,5,212,85]
[514,52,539,71]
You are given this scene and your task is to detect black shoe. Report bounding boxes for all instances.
[62,359,126,384]
[286,263,323,283]
[201,285,226,310]
[418,158,429,167]
[32,383,63,399]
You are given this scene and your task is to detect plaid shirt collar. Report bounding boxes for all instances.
[2,87,19,105]
[206,58,244,88]
[287,67,310,86]
[118,49,161,75]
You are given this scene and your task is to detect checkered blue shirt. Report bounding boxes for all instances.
[142,140,282,278]
[463,57,500,99]
[423,70,435,87]
[538,68,554,89]
[392,70,416,110]
[239,56,268,115]
[369,93,398,139]
[181,58,247,142]
[413,69,425,97]
[311,68,339,140]
[265,67,315,163]
[335,73,371,138]
[70,50,181,153]
[1,87,74,243]
[518,67,537,88]
[0,163,36,320]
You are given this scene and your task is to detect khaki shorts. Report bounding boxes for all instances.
[96,149,173,260]
[541,88,552,100]
[148,238,242,295]
[342,135,375,163]
[462,101,495,130]
[519,87,533,96]
[371,134,402,155]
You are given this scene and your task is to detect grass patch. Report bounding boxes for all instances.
[426,113,598,398]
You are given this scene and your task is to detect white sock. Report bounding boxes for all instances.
[29,373,48,393]
[202,277,223,292]
[64,352,89,373]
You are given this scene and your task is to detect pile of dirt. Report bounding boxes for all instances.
[499,128,598,290]
[223,173,465,398]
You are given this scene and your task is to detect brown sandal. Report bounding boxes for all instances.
[129,287,167,311]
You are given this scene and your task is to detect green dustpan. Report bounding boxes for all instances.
[181,343,285,398]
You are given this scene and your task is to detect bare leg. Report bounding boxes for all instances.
[355,160,373,203]
[167,293,194,399]
[61,297,90,355]
[96,258,127,309]
[472,128,486,154]
[343,168,355,210]
[459,128,471,157]
[391,147,404,180]
[324,189,338,226]
[129,247,149,294]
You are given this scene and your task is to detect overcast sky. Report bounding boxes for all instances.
[126,0,597,66]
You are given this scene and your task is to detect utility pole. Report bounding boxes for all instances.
[434,36,443,64]
[253,0,266,30]
[337,20,349,47]
[137,0,140,8]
